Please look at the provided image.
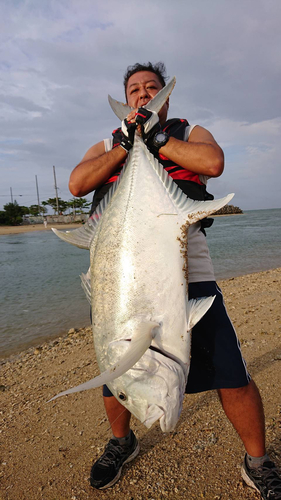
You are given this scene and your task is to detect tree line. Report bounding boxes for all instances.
[0,197,91,226]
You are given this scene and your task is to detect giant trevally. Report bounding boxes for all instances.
[49,79,234,432]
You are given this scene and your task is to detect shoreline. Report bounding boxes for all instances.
[0,223,83,235]
[1,267,280,363]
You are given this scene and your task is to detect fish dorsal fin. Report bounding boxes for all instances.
[52,217,99,250]
[108,77,176,120]
[142,142,234,222]
[80,271,91,304]
[52,163,127,249]
[47,321,159,402]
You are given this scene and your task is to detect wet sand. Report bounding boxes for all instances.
[0,223,83,235]
[1,268,280,499]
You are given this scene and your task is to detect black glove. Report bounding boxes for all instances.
[135,108,161,146]
[118,118,136,152]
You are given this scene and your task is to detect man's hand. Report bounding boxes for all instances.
[119,118,136,152]
[135,108,161,146]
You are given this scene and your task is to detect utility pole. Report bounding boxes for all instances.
[10,187,13,203]
[35,175,40,215]
[53,165,59,214]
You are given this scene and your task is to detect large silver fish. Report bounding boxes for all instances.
[49,80,234,432]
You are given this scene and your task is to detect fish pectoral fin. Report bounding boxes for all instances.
[47,376,105,402]
[186,296,215,330]
[47,321,159,403]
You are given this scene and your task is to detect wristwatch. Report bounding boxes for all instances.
[152,131,170,151]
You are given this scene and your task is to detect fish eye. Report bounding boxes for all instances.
[118,391,127,401]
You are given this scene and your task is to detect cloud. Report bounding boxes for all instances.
[1,0,281,211]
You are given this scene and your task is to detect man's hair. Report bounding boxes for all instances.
[123,62,167,99]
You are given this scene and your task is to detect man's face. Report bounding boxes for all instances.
[126,71,169,124]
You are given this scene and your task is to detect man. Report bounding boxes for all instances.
[69,62,281,497]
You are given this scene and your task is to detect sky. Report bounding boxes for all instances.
[1,0,281,212]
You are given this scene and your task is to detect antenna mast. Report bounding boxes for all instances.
[35,175,40,215]
[53,166,59,214]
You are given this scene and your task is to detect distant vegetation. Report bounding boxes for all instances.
[214,204,243,215]
[0,197,91,226]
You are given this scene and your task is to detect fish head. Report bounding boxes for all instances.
[107,341,186,432]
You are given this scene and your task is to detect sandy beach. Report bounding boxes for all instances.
[0,223,83,235]
[1,268,280,499]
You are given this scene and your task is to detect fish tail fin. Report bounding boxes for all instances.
[47,321,159,402]
[108,77,176,120]
[186,296,216,330]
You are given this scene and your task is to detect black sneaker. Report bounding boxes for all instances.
[90,430,140,490]
[241,454,281,499]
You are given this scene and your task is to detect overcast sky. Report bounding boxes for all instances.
[1,0,280,212]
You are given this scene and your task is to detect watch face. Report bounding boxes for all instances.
[155,132,167,142]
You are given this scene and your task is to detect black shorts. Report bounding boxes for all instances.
[103,281,251,397]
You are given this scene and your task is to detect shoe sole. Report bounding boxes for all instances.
[241,465,262,496]
[98,442,140,490]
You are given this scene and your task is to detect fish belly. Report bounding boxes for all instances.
[90,140,190,375]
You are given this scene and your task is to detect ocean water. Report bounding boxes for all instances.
[207,208,281,280]
[0,208,280,358]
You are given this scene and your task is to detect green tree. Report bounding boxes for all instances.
[68,197,91,214]
[0,210,9,225]
[3,201,29,225]
[28,204,47,216]
[41,198,68,214]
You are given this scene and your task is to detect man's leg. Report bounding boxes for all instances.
[217,379,265,456]
[103,395,131,437]
[219,381,281,498]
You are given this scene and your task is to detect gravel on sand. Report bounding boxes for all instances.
[1,268,280,500]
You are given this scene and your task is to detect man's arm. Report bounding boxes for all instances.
[69,141,128,197]
[158,125,224,178]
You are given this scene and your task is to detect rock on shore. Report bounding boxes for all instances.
[214,204,243,215]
